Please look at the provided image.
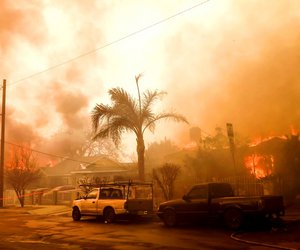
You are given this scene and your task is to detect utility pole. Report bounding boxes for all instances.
[226,123,238,195]
[0,79,6,208]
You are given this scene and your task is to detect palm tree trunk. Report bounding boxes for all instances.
[136,134,145,181]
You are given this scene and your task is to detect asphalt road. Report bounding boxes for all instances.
[0,207,299,250]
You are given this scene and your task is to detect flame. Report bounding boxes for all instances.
[5,145,31,170]
[290,125,298,136]
[244,154,274,178]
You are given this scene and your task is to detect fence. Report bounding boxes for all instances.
[3,190,20,206]
[4,176,297,207]
[214,175,298,198]
[3,189,81,207]
[214,176,266,196]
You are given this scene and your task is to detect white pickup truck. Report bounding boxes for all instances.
[72,181,153,223]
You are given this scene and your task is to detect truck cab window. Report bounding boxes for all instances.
[100,189,110,199]
[86,190,98,199]
[188,186,208,199]
[110,189,122,198]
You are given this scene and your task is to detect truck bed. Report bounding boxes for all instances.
[127,199,153,213]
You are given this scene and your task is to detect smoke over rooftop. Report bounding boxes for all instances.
[162,0,300,140]
[1,0,300,159]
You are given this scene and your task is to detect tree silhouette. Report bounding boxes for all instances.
[92,75,188,181]
[5,146,41,207]
[153,163,181,200]
[203,127,228,150]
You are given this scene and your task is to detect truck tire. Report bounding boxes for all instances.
[224,208,243,230]
[103,207,115,223]
[72,207,81,221]
[163,209,177,227]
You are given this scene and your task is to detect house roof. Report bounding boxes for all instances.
[248,137,286,154]
[70,169,129,175]
[41,155,129,177]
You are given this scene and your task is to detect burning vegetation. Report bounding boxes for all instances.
[244,154,274,178]
[146,127,300,202]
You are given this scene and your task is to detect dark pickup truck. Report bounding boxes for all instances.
[157,182,285,229]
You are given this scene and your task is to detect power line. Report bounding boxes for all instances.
[9,0,210,87]
[5,141,96,165]
[4,129,214,167]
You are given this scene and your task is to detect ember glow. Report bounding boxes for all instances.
[244,154,274,178]
[290,126,299,136]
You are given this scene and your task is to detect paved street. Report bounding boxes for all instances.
[0,206,299,250]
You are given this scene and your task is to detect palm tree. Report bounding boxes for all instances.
[91,75,188,181]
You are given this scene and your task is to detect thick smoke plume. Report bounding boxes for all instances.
[2,0,300,162]
[163,0,300,140]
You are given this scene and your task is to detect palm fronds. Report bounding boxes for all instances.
[91,104,113,131]
[91,79,188,181]
[142,90,166,113]
[143,112,188,134]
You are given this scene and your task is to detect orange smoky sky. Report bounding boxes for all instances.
[1,0,300,160]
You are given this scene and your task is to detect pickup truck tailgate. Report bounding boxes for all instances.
[127,199,153,212]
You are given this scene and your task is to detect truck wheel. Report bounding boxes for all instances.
[224,208,243,230]
[163,209,177,227]
[103,207,115,223]
[72,207,81,221]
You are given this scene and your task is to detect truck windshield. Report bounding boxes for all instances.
[210,183,234,198]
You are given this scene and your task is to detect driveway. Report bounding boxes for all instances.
[0,205,299,249]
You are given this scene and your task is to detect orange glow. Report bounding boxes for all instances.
[290,125,298,136]
[6,145,31,170]
[183,142,198,150]
[244,154,274,178]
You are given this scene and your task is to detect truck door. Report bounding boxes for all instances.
[184,185,209,220]
[81,189,99,215]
